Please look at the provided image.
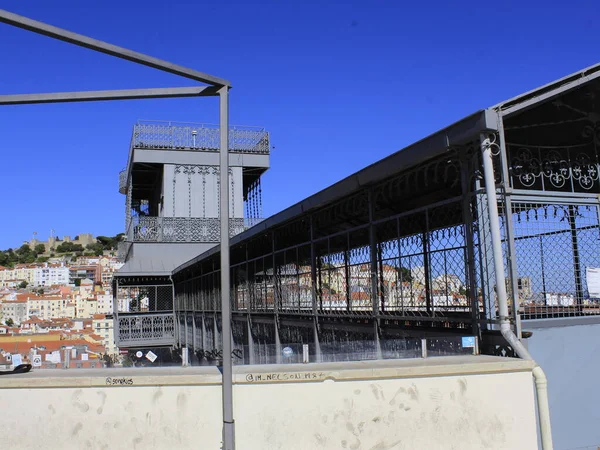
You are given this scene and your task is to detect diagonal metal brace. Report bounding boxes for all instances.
[0,9,230,87]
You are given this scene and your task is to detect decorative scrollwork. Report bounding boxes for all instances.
[541,150,569,188]
[117,314,175,346]
[572,153,599,190]
[509,145,600,191]
[510,148,541,188]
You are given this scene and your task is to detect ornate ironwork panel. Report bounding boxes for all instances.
[116,313,175,347]
[132,122,270,154]
[507,143,600,193]
[128,216,254,243]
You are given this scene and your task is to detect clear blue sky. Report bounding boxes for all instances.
[0,0,598,249]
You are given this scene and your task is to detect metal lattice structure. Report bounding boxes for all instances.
[172,65,600,362]
[113,119,270,349]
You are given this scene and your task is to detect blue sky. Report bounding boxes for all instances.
[0,0,599,249]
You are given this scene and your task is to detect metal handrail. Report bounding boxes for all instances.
[136,119,266,132]
[132,123,269,154]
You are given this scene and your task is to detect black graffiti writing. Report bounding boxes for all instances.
[245,372,326,383]
[196,349,243,361]
[105,377,134,386]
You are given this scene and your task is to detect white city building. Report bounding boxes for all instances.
[33,264,70,287]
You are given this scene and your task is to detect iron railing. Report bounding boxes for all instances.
[132,121,270,154]
[126,216,263,243]
[115,313,175,347]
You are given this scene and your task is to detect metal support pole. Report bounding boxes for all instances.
[368,190,382,358]
[192,313,197,354]
[423,213,432,315]
[201,314,206,352]
[568,205,584,311]
[214,315,221,351]
[539,236,547,306]
[247,318,255,365]
[309,216,322,362]
[184,312,189,348]
[460,153,481,337]
[475,184,496,328]
[503,195,522,339]
[313,320,322,362]
[219,87,235,450]
[368,190,379,317]
[170,276,179,346]
[344,245,351,312]
[113,278,120,346]
[275,320,282,364]
[480,133,511,329]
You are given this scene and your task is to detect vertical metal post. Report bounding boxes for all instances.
[475,183,496,327]
[504,195,522,339]
[214,315,221,350]
[184,312,189,348]
[170,275,179,346]
[460,154,480,337]
[496,119,522,337]
[422,212,432,315]
[540,235,548,304]
[192,313,197,354]
[368,190,382,358]
[480,133,511,330]
[344,245,351,312]
[275,320,282,364]
[113,278,120,346]
[310,215,321,361]
[378,245,385,312]
[247,319,255,365]
[201,314,206,352]
[568,205,584,311]
[219,87,235,450]
[313,320,321,362]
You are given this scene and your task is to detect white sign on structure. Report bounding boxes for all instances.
[32,355,42,367]
[586,268,600,298]
[145,351,157,363]
[12,354,22,366]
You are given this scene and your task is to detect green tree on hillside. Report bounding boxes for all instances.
[15,244,36,264]
[86,242,105,256]
[34,244,46,254]
[55,242,84,253]
[97,234,125,251]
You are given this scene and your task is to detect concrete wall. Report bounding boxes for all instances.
[524,317,600,450]
[0,356,539,450]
